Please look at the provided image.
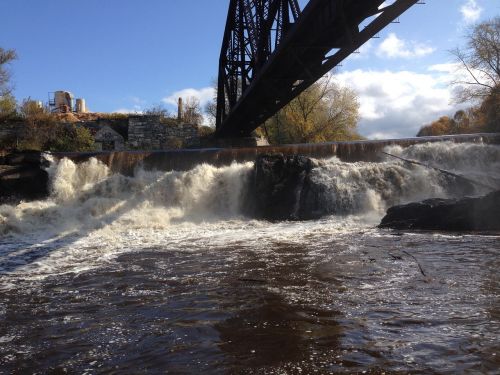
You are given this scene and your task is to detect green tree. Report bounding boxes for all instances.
[45,124,94,152]
[262,76,361,144]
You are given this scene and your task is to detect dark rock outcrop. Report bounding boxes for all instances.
[246,154,329,221]
[0,151,50,204]
[379,190,500,231]
[246,154,313,220]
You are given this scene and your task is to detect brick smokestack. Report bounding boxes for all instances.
[178,97,183,123]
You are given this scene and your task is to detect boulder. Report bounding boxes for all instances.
[246,154,314,220]
[379,190,500,231]
[0,152,49,204]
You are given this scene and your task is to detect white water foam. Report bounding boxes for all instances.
[0,141,499,282]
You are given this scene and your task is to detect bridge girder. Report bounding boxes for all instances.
[215,0,420,138]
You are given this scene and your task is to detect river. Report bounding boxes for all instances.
[0,141,499,374]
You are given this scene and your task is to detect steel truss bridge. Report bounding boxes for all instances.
[215,0,420,137]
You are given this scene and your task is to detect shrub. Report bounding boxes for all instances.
[45,124,94,152]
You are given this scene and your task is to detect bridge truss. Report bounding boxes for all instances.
[215,0,420,137]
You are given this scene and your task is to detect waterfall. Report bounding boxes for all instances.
[1,141,499,236]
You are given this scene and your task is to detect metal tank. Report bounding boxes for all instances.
[75,98,87,113]
[54,91,74,113]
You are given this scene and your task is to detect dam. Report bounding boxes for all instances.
[53,133,500,173]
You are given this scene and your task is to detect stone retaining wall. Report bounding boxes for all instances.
[128,115,199,150]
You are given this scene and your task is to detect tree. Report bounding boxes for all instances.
[204,100,217,126]
[0,94,17,120]
[262,75,361,144]
[0,48,17,96]
[475,85,500,132]
[198,125,215,137]
[416,106,486,137]
[416,17,500,137]
[45,124,95,152]
[143,104,171,118]
[417,116,453,137]
[451,17,500,102]
[19,98,46,118]
[182,96,203,125]
[204,78,218,127]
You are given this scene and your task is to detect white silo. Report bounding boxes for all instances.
[54,91,74,112]
[75,98,87,113]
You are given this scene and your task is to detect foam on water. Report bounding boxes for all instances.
[0,141,499,283]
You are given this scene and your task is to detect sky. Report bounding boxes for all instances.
[1,0,499,139]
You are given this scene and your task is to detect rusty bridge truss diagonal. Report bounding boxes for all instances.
[215,0,421,138]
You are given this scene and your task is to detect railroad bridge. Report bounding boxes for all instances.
[215,0,421,138]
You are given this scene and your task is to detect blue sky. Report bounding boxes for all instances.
[1,0,499,138]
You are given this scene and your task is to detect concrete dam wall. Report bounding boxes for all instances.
[53,133,500,174]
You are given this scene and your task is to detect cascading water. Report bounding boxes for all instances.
[0,141,499,374]
[3,141,499,235]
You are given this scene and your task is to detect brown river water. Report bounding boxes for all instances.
[0,141,499,374]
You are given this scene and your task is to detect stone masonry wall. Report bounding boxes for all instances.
[128,115,199,150]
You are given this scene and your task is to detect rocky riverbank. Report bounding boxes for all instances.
[0,151,49,205]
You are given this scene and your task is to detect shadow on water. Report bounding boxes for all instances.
[0,240,347,373]
[211,244,346,373]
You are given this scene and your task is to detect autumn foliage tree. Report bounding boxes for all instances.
[261,75,361,144]
[418,17,500,136]
[417,116,453,137]
[476,85,500,132]
[417,109,482,137]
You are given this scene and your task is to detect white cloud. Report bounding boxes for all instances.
[460,0,482,24]
[334,68,460,139]
[376,33,435,59]
[130,96,146,106]
[162,87,215,107]
[350,40,374,60]
[113,97,146,114]
[113,106,143,114]
[429,61,491,98]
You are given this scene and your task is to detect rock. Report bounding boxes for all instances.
[246,154,324,220]
[0,152,49,204]
[5,150,49,166]
[379,190,500,231]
